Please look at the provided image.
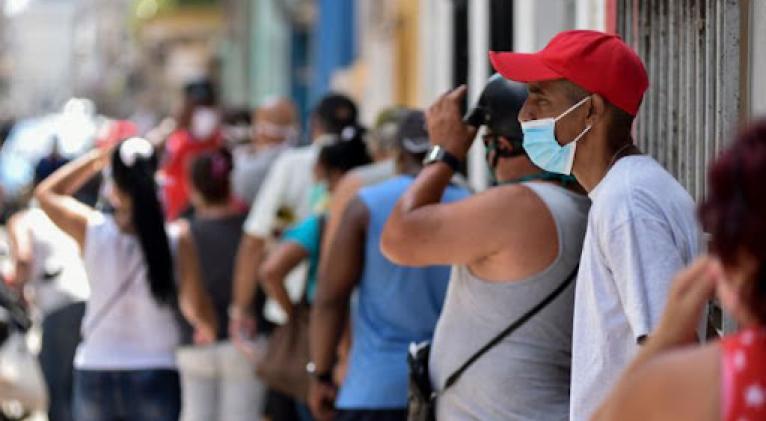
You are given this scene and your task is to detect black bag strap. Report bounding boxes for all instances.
[441,265,579,392]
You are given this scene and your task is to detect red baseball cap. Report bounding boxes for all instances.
[489,30,648,116]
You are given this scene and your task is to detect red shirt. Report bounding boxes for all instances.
[723,326,766,421]
[160,129,221,220]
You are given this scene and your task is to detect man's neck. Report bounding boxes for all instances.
[574,134,637,192]
[495,156,543,184]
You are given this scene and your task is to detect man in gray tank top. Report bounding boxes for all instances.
[381,77,590,420]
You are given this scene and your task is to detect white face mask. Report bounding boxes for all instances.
[190,107,219,140]
[520,96,592,175]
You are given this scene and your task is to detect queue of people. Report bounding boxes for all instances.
[3,28,765,421]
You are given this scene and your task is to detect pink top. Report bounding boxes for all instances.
[722,327,766,421]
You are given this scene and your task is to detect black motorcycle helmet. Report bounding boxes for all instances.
[464,74,528,168]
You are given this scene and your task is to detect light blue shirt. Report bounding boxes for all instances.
[282,214,322,302]
[336,175,470,409]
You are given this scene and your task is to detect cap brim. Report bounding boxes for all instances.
[401,137,430,154]
[489,51,562,82]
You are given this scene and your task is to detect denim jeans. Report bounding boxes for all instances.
[73,369,181,421]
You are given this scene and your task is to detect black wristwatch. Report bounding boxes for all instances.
[306,361,334,385]
[423,145,462,172]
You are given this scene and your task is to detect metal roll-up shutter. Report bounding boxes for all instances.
[615,0,745,336]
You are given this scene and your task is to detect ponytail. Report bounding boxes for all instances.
[112,138,176,305]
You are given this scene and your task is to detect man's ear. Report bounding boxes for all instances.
[587,94,607,126]
[497,136,513,151]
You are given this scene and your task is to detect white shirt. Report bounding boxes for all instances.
[243,143,321,323]
[570,156,702,421]
[75,214,180,370]
[243,144,320,237]
[24,208,89,316]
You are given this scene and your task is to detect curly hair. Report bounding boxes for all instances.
[699,119,766,323]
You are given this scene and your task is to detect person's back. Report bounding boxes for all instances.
[571,155,700,419]
[186,213,246,342]
[430,182,589,420]
[77,213,180,369]
[337,175,469,409]
[176,150,265,421]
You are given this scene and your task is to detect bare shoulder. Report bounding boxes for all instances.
[601,343,720,421]
[473,183,549,216]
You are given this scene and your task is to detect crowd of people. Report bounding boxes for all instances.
[1,28,765,421]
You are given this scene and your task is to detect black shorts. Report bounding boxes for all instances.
[335,408,408,421]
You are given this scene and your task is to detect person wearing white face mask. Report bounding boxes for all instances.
[231,97,298,206]
[161,79,224,220]
[491,30,702,421]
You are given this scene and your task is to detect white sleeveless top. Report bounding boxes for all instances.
[74,213,180,370]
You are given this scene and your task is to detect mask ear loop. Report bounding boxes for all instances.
[554,96,591,122]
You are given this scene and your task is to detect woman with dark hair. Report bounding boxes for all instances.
[175,149,265,421]
[257,128,371,421]
[260,127,371,318]
[34,138,216,421]
[593,119,766,421]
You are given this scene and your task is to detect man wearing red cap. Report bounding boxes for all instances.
[489,30,701,420]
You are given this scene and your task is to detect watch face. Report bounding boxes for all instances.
[425,146,442,163]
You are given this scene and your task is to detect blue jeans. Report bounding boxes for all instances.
[73,369,181,421]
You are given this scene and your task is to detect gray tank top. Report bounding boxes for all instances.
[429,182,590,420]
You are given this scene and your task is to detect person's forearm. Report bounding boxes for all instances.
[309,297,348,376]
[6,216,31,286]
[261,276,295,319]
[180,288,217,334]
[232,234,265,312]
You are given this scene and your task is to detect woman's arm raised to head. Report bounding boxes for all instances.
[33,148,108,251]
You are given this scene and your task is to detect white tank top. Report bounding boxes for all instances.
[75,213,179,370]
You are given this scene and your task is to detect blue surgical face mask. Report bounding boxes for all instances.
[521,96,592,175]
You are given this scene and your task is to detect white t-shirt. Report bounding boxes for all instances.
[75,214,180,370]
[243,144,320,237]
[570,156,701,421]
[24,208,90,317]
[243,143,321,323]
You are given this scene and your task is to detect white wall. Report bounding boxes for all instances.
[514,0,576,52]
[8,0,78,115]
[418,0,453,106]
[575,0,606,31]
[467,0,489,191]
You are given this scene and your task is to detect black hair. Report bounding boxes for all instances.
[184,79,217,107]
[189,149,232,205]
[318,127,372,174]
[313,94,358,135]
[111,141,176,305]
